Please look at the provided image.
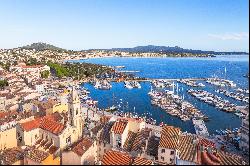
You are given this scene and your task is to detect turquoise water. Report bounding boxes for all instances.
[70,55,249,134]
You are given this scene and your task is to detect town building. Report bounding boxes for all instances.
[239,113,249,155]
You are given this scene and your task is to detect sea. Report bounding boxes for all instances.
[68,55,249,134]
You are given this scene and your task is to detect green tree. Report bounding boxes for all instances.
[26,58,39,66]
[40,70,50,78]
[0,80,9,90]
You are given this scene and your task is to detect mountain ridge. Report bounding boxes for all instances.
[14,42,249,55]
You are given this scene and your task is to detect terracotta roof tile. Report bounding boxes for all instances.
[39,117,65,135]
[132,157,152,165]
[178,134,198,163]
[20,117,42,132]
[111,119,128,134]
[102,150,132,165]
[131,128,151,152]
[123,131,137,151]
[159,126,181,149]
[71,137,93,156]
[217,151,244,165]
[0,147,23,165]
[20,114,65,135]
[25,149,49,163]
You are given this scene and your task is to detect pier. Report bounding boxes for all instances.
[193,119,209,138]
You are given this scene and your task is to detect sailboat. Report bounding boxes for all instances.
[106,93,118,112]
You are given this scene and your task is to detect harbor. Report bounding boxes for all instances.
[77,55,248,134]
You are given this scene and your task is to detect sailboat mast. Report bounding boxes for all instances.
[177,83,179,96]
[172,81,175,94]
[224,66,227,79]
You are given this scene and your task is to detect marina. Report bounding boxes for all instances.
[79,55,248,134]
[148,87,208,122]
[188,89,237,113]
[215,88,249,103]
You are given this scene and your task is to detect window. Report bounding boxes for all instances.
[76,108,78,115]
[70,109,73,116]
[161,156,164,161]
[161,149,165,153]
[66,136,71,145]
[170,151,174,155]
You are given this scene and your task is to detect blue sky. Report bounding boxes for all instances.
[0,0,249,51]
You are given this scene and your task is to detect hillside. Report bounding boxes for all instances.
[108,45,248,55]
[110,45,213,54]
[20,42,66,51]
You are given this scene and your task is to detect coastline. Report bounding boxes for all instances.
[66,55,217,62]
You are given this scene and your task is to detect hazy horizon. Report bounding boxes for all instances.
[0,0,249,52]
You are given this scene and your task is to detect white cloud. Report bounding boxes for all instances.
[208,32,249,40]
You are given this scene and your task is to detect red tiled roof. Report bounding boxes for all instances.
[20,117,42,132]
[25,149,49,163]
[0,111,9,119]
[71,137,93,156]
[21,65,43,69]
[100,116,111,124]
[217,151,244,165]
[131,128,151,152]
[20,115,65,135]
[159,126,181,149]
[178,135,198,163]
[132,157,152,165]
[123,131,137,151]
[39,117,65,135]
[199,138,215,148]
[111,119,128,134]
[0,147,23,165]
[102,150,132,165]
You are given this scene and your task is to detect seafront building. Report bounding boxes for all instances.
[239,113,249,155]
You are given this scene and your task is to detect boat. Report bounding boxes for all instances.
[105,105,118,113]
[94,80,112,90]
[124,81,133,89]
[133,81,141,88]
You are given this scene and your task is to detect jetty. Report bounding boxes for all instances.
[193,119,209,138]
